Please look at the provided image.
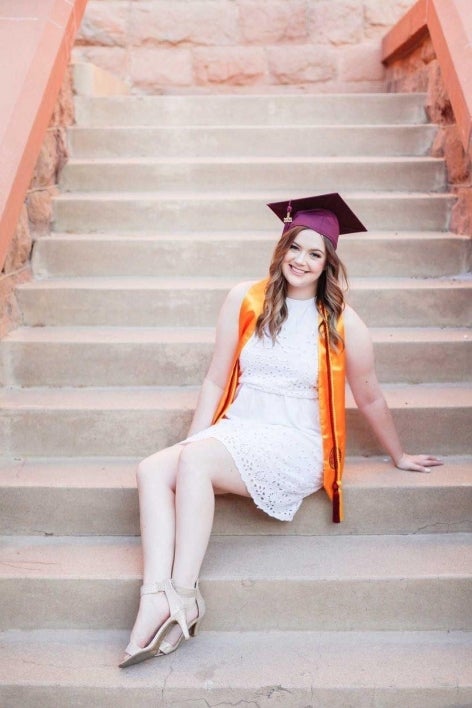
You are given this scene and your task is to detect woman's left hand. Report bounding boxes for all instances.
[395,453,443,473]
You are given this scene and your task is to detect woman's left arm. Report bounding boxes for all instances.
[343,305,443,473]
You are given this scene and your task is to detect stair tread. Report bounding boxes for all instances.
[70,123,433,130]
[17,275,472,289]
[0,532,470,580]
[64,155,444,165]
[54,189,454,199]
[1,383,471,409]
[46,229,466,240]
[0,629,471,693]
[3,325,469,344]
[0,455,470,490]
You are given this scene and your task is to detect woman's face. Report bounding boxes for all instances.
[281,229,327,299]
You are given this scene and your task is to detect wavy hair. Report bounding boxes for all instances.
[255,225,348,350]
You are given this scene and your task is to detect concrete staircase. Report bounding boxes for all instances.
[1,92,471,706]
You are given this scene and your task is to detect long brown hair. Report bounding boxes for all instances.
[255,226,348,350]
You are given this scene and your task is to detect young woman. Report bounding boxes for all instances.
[119,193,442,668]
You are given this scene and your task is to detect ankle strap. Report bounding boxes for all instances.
[140,580,168,596]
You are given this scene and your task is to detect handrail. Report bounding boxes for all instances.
[382,0,472,158]
[0,0,88,271]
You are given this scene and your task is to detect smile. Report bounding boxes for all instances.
[289,264,309,275]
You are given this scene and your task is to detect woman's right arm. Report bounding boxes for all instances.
[186,281,252,436]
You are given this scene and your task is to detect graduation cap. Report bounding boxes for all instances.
[267,193,367,249]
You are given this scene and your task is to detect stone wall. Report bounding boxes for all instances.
[0,69,74,338]
[386,38,472,235]
[73,0,415,93]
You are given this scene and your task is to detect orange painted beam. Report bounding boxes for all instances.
[382,0,472,156]
[0,0,88,271]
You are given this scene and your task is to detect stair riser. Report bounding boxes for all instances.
[1,576,470,631]
[1,483,470,537]
[0,407,469,457]
[32,235,471,279]
[60,160,446,193]
[74,93,429,127]
[2,340,470,386]
[16,287,472,327]
[52,195,454,233]
[69,126,436,159]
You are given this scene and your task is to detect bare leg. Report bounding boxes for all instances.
[173,438,249,586]
[122,444,181,656]
[164,437,249,646]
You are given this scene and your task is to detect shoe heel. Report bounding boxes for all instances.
[174,608,190,640]
[190,617,202,637]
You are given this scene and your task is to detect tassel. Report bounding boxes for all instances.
[332,481,342,523]
[283,202,293,223]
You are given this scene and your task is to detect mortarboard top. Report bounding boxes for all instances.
[267,192,367,249]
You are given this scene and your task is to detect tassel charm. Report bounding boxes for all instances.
[283,202,293,223]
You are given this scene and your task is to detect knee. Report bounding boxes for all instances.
[136,452,171,486]
[136,446,181,489]
[177,445,210,484]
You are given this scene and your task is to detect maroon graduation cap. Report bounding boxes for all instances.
[267,192,367,249]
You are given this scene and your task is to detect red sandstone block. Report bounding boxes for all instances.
[239,1,308,44]
[129,1,239,47]
[26,187,58,239]
[3,206,31,274]
[194,47,268,86]
[309,0,364,46]
[432,125,470,184]
[30,131,60,190]
[0,267,31,339]
[364,0,417,39]
[72,46,128,79]
[383,35,434,93]
[425,60,452,125]
[267,45,337,84]
[339,43,385,82]
[131,47,193,89]
[76,1,128,47]
[49,68,75,129]
[450,186,472,235]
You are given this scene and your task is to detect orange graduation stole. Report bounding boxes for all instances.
[212,279,346,523]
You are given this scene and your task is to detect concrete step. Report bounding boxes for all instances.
[0,384,470,457]
[68,125,437,159]
[74,92,429,127]
[60,156,446,192]
[32,231,471,279]
[1,327,470,387]
[0,456,470,537]
[16,276,472,327]
[52,191,454,233]
[1,533,471,631]
[2,629,471,707]
[1,629,471,707]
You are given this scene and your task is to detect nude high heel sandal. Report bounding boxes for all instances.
[119,579,191,668]
[158,580,206,657]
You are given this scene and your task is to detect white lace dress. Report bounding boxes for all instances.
[183,297,323,521]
